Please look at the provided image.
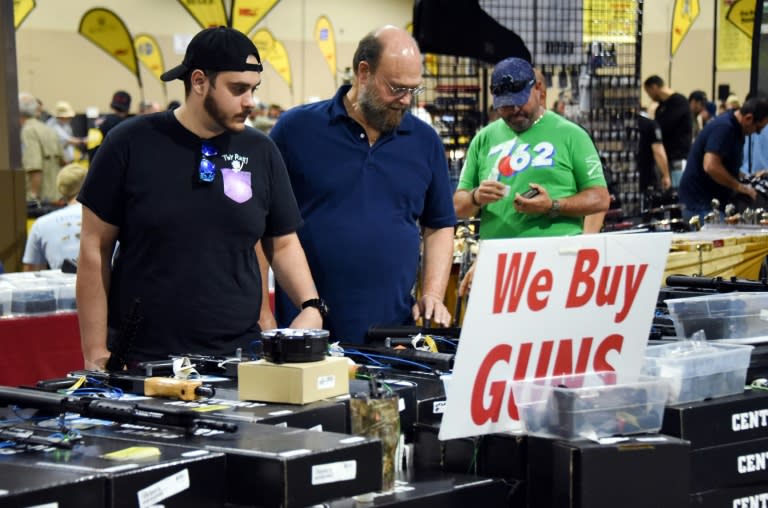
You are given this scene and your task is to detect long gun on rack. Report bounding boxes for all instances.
[666,275,768,293]
[0,386,237,435]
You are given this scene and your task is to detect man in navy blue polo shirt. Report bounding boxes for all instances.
[679,96,768,221]
[270,25,456,344]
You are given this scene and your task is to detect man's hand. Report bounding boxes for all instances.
[660,175,672,190]
[739,183,758,201]
[458,261,476,297]
[412,294,451,327]
[84,353,110,371]
[513,183,552,215]
[474,180,509,206]
[288,307,323,329]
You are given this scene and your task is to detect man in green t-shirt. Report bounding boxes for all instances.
[453,57,609,293]
[455,57,609,239]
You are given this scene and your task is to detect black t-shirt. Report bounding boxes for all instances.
[654,93,692,161]
[79,111,302,361]
[637,114,664,191]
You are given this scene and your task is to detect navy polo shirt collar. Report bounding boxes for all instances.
[327,84,416,136]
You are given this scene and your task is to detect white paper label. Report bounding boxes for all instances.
[317,375,336,390]
[311,460,357,485]
[137,468,190,508]
[398,398,406,412]
[23,504,58,508]
[433,400,447,414]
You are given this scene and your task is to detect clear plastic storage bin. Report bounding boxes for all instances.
[642,341,752,404]
[0,282,12,317]
[511,373,669,440]
[9,280,57,315]
[665,292,768,342]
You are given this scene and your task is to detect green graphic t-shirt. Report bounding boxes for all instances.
[458,111,606,239]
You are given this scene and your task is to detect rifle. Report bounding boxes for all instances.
[105,298,142,372]
[0,386,236,435]
[666,275,768,293]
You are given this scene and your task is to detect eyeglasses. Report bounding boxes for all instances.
[490,76,535,96]
[377,74,425,98]
[199,142,218,183]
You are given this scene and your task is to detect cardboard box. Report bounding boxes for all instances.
[0,432,227,508]
[325,471,519,508]
[691,484,768,507]
[239,356,350,404]
[527,434,690,508]
[412,424,527,483]
[662,388,768,449]
[690,437,768,491]
[0,463,105,507]
[79,419,382,507]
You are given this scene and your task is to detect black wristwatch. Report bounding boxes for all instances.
[548,199,561,218]
[301,298,329,319]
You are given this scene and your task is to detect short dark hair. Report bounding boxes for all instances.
[182,69,220,97]
[688,90,707,103]
[352,32,384,75]
[644,75,664,88]
[741,96,768,122]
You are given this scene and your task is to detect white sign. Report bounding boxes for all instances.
[439,233,672,440]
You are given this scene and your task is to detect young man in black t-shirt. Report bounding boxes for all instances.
[77,28,325,369]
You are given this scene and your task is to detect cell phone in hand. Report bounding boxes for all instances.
[521,187,540,199]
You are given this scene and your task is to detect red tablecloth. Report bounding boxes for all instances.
[0,312,82,387]
[0,292,275,388]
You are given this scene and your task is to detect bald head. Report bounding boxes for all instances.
[352,25,421,75]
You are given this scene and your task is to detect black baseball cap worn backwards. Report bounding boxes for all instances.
[161,26,263,81]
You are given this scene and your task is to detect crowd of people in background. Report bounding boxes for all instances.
[13,23,768,357]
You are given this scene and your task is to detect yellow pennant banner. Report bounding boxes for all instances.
[314,16,336,79]
[232,0,280,35]
[79,8,141,85]
[252,29,292,89]
[717,0,752,70]
[177,0,227,29]
[135,34,166,83]
[671,0,700,56]
[14,0,35,29]
[726,0,755,38]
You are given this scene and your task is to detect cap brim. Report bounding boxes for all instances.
[161,64,189,82]
[493,88,533,109]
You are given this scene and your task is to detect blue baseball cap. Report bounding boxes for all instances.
[490,57,536,109]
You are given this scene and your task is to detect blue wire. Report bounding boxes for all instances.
[430,336,458,350]
[349,351,433,371]
[343,349,384,366]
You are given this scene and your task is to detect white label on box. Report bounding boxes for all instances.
[312,460,357,485]
[268,410,293,416]
[137,468,190,508]
[433,400,447,414]
[23,503,58,508]
[181,449,210,458]
[279,449,311,458]
[317,375,336,390]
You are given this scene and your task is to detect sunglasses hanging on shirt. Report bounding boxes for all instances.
[199,142,218,183]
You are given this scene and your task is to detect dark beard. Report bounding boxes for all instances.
[203,92,244,132]
[359,85,405,133]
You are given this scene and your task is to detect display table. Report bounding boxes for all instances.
[663,227,768,280]
[0,312,82,387]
